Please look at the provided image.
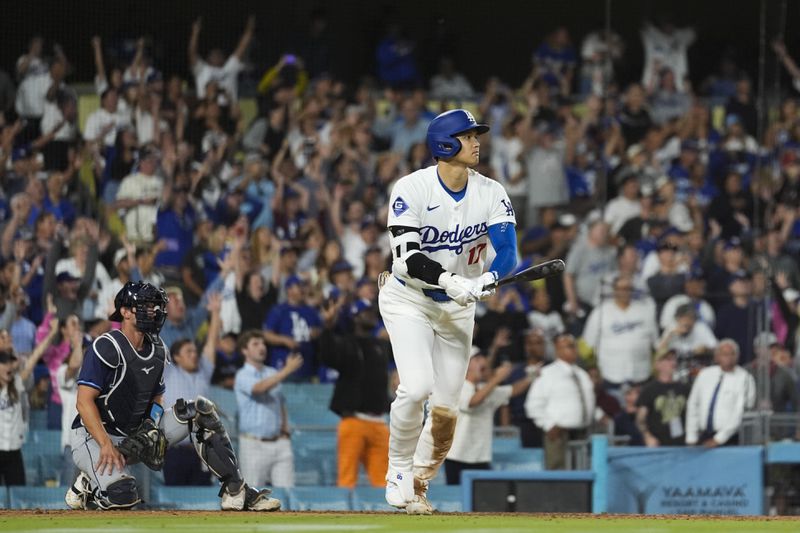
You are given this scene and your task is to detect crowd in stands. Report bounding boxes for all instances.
[2,12,800,491]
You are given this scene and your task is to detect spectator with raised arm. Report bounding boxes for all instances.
[161,292,222,486]
[445,353,532,484]
[235,330,302,488]
[188,15,254,102]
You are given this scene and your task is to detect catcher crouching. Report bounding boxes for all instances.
[64,281,280,511]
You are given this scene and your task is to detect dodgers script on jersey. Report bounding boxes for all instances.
[388,166,516,288]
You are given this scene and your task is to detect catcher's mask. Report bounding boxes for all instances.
[109,281,169,334]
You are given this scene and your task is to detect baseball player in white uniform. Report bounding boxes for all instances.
[379,109,518,514]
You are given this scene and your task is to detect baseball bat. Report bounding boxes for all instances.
[484,259,566,290]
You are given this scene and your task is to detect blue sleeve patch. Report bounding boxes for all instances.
[392,196,409,217]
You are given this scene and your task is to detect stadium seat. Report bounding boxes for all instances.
[8,487,66,509]
[28,409,48,430]
[427,485,463,512]
[207,386,239,440]
[493,436,523,456]
[351,486,394,511]
[493,448,544,471]
[21,430,63,486]
[286,405,340,428]
[284,385,339,428]
[293,454,326,485]
[287,487,352,511]
[152,486,220,510]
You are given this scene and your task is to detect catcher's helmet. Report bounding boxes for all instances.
[109,281,169,334]
[426,109,490,160]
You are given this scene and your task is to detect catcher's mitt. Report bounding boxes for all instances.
[117,419,167,471]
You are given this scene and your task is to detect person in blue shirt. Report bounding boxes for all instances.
[234,330,303,488]
[262,275,321,381]
[533,27,577,94]
[155,186,196,276]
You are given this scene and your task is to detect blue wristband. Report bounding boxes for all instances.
[149,403,164,426]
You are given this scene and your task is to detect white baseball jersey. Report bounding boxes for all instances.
[582,299,659,383]
[387,165,516,289]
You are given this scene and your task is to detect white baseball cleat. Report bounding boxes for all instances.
[405,478,434,515]
[65,472,92,510]
[385,469,414,509]
[221,484,281,511]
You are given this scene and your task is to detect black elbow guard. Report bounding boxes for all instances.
[405,253,446,285]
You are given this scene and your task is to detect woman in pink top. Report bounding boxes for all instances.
[35,311,82,428]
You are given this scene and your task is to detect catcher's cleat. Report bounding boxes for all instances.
[65,472,93,510]
[221,483,281,511]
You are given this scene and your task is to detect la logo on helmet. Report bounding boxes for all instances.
[463,110,476,125]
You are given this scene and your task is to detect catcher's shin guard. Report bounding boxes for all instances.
[94,477,141,510]
[174,396,244,494]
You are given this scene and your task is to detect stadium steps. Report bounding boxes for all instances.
[29,409,48,431]
[21,429,62,486]
[8,487,67,509]
[286,487,352,511]
[426,485,463,512]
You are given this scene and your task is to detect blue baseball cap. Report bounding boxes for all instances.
[723,237,742,251]
[12,144,32,162]
[686,266,705,281]
[285,275,305,289]
[330,260,353,276]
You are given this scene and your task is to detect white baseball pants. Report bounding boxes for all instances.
[378,277,475,481]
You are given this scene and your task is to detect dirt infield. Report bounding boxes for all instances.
[1,510,798,521]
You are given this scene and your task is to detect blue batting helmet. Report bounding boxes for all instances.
[426,109,489,160]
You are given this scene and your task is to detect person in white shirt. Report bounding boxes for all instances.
[0,350,27,485]
[582,274,659,396]
[656,304,718,382]
[16,39,65,128]
[429,57,475,101]
[444,351,531,485]
[84,88,130,149]
[660,268,716,331]
[526,287,564,360]
[525,333,595,470]
[40,89,78,144]
[604,174,642,236]
[685,339,756,447]
[640,18,695,93]
[114,146,163,243]
[188,15,255,102]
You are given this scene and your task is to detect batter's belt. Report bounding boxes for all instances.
[394,275,452,303]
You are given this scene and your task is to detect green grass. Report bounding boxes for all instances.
[1,512,798,533]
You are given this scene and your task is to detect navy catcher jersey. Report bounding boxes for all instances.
[74,329,167,436]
